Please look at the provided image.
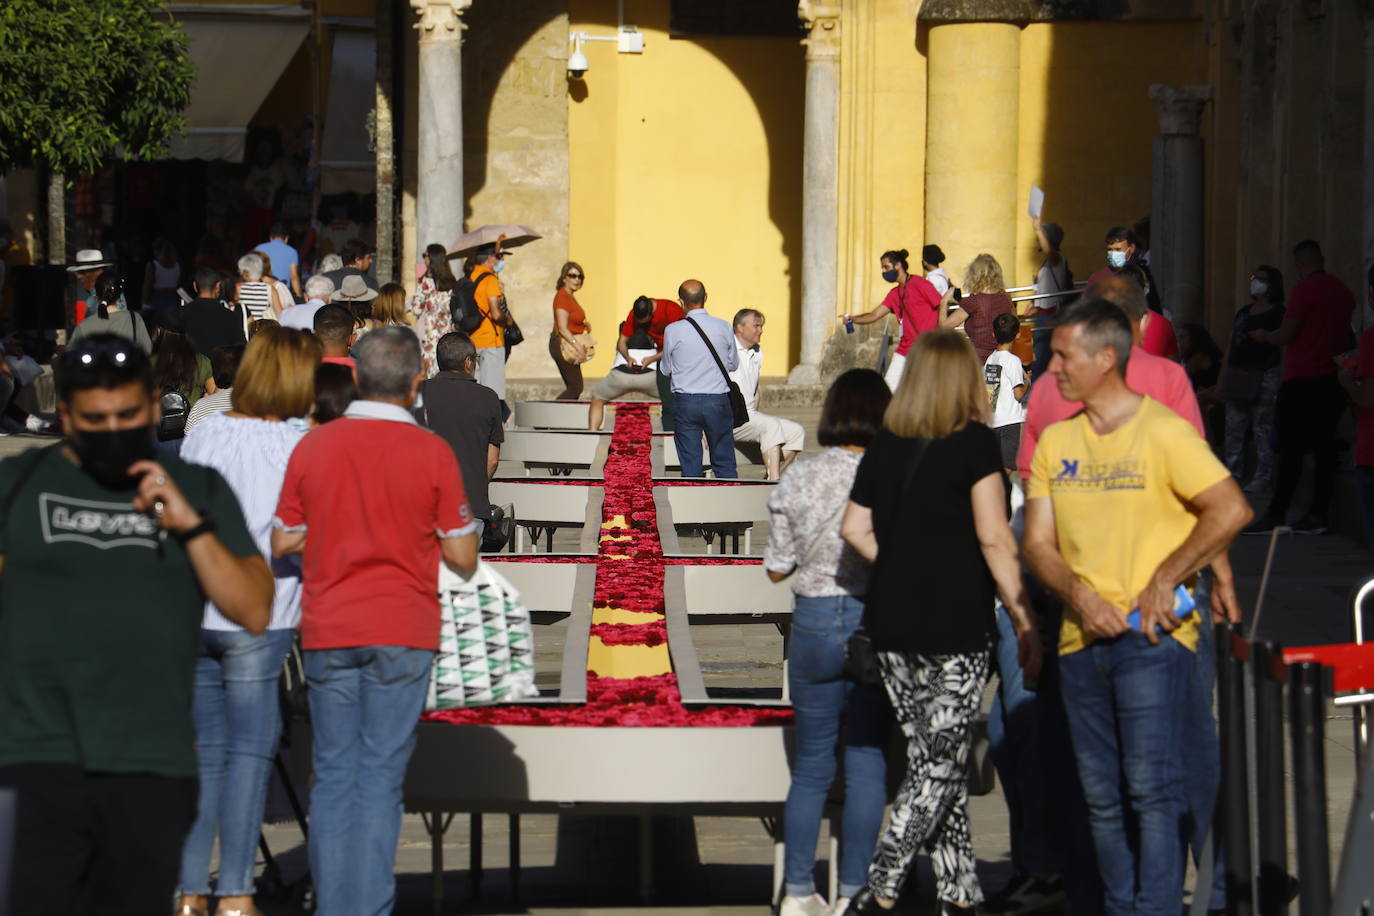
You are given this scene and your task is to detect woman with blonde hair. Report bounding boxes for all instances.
[177,326,321,916]
[941,253,1014,361]
[371,282,416,332]
[550,260,592,400]
[840,330,1040,916]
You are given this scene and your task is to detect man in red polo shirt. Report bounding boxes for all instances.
[1246,239,1356,535]
[587,295,684,430]
[272,326,478,915]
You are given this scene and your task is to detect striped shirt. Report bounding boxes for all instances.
[237,282,275,322]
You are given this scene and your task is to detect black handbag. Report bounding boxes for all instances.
[1219,365,1263,403]
[844,436,931,685]
[683,315,750,427]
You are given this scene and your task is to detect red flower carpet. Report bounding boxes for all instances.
[423,404,792,727]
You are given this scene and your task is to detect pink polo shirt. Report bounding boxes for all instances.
[1016,345,1203,479]
[883,276,941,357]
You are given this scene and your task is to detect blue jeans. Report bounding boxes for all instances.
[305,645,434,916]
[179,627,295,896]
[1031,326,1053,380]
[1060,632,1192,916]
[673,392,737,478]
[783,596,890,899]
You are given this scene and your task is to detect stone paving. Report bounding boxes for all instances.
[6,399,1373,915]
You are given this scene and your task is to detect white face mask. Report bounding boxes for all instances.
[1250,278,1268,297]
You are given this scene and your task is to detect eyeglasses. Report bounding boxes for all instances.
[565,272,583,280]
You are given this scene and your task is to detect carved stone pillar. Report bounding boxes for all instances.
[789,1,841,385]
[411,0,471,255]
[1149,84,1211,325]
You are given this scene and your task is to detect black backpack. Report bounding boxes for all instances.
[450,269,494,334]
[158,390,189,441]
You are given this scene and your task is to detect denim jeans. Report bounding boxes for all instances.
[1030,326,1053,380]
[305,645,435,916]
[1060,632,1192,916]
[783,595,890,899]
[179,627,295,896]
[673,392,738,478]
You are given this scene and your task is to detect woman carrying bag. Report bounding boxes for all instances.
[840,330,1040,916]
[765,369,893,916]
[550,261,594,400]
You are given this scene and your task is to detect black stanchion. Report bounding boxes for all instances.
[1288,662,1331,916]
[1218,623,1254,916]
[1254,641,1289,916]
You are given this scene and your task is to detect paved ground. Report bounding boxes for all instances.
[9,400,1373,915]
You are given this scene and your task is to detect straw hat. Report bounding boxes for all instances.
[67,249,112,272]
[330,275,378,302]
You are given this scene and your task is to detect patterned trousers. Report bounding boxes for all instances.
[869,650,990,905]
[1223,367,1281,484]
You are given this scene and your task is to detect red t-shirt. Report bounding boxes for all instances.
[620,299,684,348]
[1283,272,1356,380]
[274,405,476,650]
[1355,326,1374,467]
[959,292,1015,362]
[1142,311,1179,358]
[883,277,941,356]
[1016,345,1203,478]
[321,356,356,368]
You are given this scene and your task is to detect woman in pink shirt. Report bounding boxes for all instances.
[844,248,941,390]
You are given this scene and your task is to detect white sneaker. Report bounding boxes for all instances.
[830,896,852,916]
[23,415,54,435]
[780,893,831,916]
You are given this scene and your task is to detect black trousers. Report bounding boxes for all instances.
[0,764,197,915]
[1267,374,1344,522]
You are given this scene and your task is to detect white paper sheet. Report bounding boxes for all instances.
[1028,184,1045,220]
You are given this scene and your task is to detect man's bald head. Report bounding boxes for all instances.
[1085,274,1147,323]
[678,279,707,310]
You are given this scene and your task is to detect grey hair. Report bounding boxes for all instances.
[237,252,264,281]
[1055,298,1133,378]
[319,253,344,273]
[304,274,335,300]
[354,326,421,400]
[732,308,764,329]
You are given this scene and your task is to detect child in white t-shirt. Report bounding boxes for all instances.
[984,312,1027,474]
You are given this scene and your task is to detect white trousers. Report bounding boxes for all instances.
[733,411,805,453]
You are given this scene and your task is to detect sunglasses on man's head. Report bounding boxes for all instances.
[61,339,138,371]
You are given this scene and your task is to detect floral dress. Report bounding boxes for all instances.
[410,275,455,378]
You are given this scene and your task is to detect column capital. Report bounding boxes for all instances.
[411,0,471,38]
[798,1,841,60]
[1149,84,1213,135]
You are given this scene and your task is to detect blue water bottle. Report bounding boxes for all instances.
[1125,585,1197,632]
[844,317,855,334]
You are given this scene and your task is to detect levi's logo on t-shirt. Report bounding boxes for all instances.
[39,493,160,550]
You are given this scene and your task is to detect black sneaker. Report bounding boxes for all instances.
[1241,516,1285,536]
[981,874,1065,915]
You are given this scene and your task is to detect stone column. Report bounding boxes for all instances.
[411,0,471,255]
[789,1,841,385]
[1149,84,1211,326]
[924,23,1020,284]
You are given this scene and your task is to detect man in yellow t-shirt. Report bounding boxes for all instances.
[466,244,512,405]
[1023,300,1251,916]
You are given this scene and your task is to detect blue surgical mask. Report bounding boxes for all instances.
[493,259,506,274]
[1107,250,1128,269]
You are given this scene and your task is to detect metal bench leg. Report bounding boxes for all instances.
[509,813,521,906]
[468,812,483,900]
[423,811,455,916]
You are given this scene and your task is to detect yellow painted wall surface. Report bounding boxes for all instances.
[568,0,804,378]
[1011,21,1207,291]
[840,0,928,320]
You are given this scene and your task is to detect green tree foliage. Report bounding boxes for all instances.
[0,0,194,174]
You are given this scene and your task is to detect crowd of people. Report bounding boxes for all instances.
[0,206,1366,916]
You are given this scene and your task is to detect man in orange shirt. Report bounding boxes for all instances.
[467,244,513,407]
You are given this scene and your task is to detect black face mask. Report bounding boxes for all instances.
[881,269,899,283]
[68,425,156,490]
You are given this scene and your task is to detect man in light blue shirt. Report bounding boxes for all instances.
[255,224,301,299]
[659,279,739,478]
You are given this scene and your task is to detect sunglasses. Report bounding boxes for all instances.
[565,272,583,280]
[61,338,140,371]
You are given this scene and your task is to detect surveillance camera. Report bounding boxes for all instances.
[567,48,589,78]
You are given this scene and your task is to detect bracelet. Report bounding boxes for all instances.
[174,517,217,546]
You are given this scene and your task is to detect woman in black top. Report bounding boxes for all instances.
[841,330,1040,916]
[1219,264,1286,491]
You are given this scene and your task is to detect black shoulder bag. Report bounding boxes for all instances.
[843,437,930,687]
[683,316,750,427]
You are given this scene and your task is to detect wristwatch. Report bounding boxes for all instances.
[174,517,217,546]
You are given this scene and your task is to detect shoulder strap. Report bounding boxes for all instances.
[683,315,734,386]
[879,438,930,545]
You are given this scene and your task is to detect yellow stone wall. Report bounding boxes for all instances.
[567,0,805,378]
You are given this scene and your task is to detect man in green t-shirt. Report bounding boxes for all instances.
[0,334,272,914]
